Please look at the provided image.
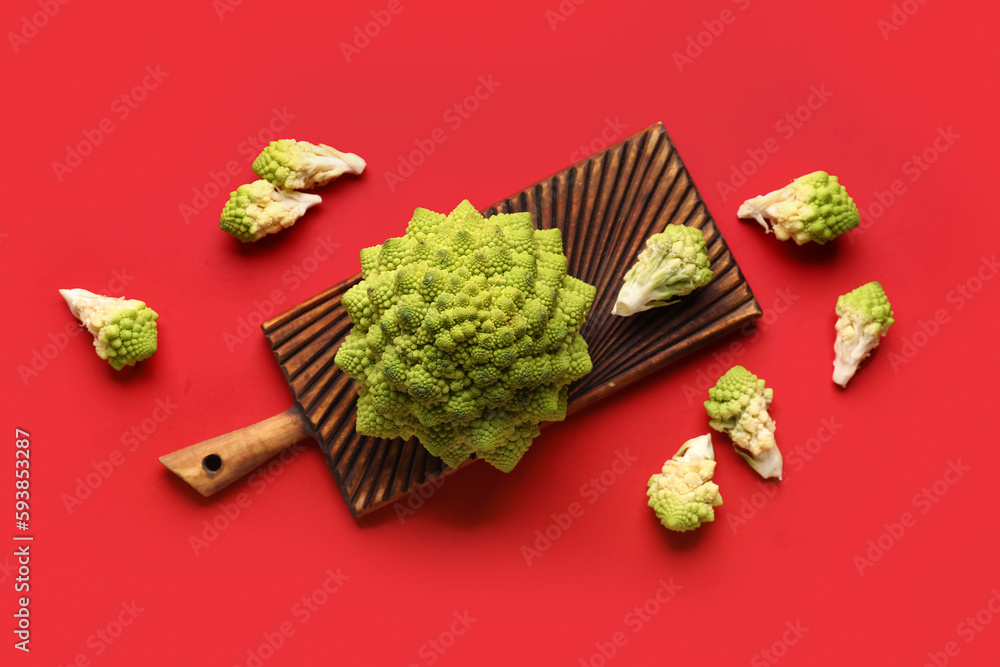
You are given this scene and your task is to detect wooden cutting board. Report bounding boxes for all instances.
[160,122,762,517]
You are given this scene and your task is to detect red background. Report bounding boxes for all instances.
[4,0,999,665]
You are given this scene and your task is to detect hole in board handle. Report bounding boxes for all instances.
[202,454,223,475]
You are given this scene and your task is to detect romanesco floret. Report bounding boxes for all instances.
[833,281,894,387]
[646,434,723,532]
[737,171,859,245]
[334,201,597,472]
[60,289,159,370]
[252,139,366,190]
[220,180,322,242]
[612,224,713,316]
[704,365,782,480]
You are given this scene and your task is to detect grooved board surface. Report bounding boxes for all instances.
[262,122,761,517]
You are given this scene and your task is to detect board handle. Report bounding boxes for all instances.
[159,408,308,497]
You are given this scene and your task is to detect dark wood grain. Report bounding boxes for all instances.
[262,122,762,517]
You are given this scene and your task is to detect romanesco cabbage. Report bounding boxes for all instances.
[833,281,894,387]
[705,365,782,480]
[333,201,596,472]
[646,434,723,532]
[737,171,859,245]
[60,289,159,370]
[252,139,366,190]
[612,224,713,316]
[220,180,322,242]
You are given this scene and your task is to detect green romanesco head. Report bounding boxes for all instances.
[59,289,159,370]
[220,180,322,242]
[836,281,894,336]
[737,171,859,245]
[613,224,714,316]
[252,139,366,190]
[704,365,782,480]
[334,201,597,472]
[833,281,894,387]
[646,434,722,532]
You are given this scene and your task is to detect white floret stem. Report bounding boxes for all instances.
[58,289,123,336]
[737,186,790,233]
[612,262,685,316]
[832,360,856,388]
[59,288,101,319]
[305,148,367,181]
[832,319,878,387]
[612,276,656,316]
[58,288,136,360]
[276,189,323,216]
[676,434,714,462]
[337,150,367,175]
[744,444,783,480]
